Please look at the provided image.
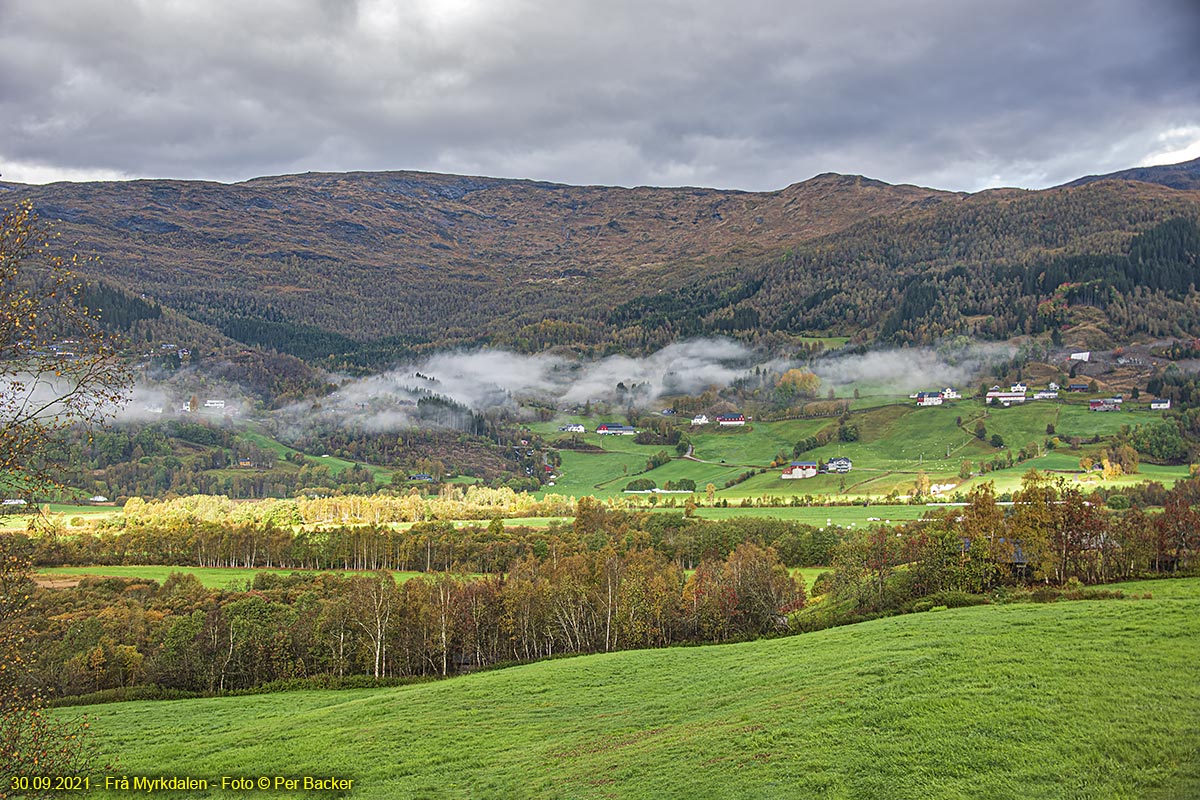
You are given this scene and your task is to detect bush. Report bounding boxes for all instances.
[907,591,989,613]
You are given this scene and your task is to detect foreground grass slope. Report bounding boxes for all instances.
[78,579,1200,799]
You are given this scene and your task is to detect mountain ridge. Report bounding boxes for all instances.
[1060,156,1200,191]
[1,159,1198,366]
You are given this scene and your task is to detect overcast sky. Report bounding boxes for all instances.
[2,0,1198,192]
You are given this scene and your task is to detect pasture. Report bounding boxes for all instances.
[34,565,436,589]
[653,504,934,527]
[538,398,1186,502]
[240,428,395,483]
[70,577,1200,799]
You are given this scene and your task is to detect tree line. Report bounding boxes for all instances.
[24,499,843,574]
[9,539,803,699]
[816,471,1200,625]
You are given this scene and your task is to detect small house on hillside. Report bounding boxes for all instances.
[596,423,637,435]
[986,386,1027,405]
[941,387,961,400]
[1090,399,1120,412]
[781,461,818,479]
[691,414,709,425]
[716,413,746,426]
[1151,398,1171,410]
[915,392,943,407]
[824,456,853,473]
[559,423,586,433]
[1068,383,1090,392]
[1033,389,1059,400]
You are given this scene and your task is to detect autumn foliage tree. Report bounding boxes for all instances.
[1,201,128,502]
[775,368,820,401]
[2,203,126,794]
[0,549,96,797]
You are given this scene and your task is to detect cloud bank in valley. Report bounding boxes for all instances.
[101,339,1017,433]
[292,339,763,431]
[812,345,1015,393]
[280,339,1014,431]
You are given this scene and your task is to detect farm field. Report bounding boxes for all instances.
[70,577,1200,799]
[240,428,395,484]
[652,504,934,526]
[389,516,572,530]
[792,566,829,590]
[955,456,1192,495]
[34,565,437,589]
[539,398,1183,502]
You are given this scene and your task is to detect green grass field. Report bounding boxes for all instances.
[1,504,123,531]
[68,577,1200,799]
[241,428,395,483]
[656,504,934,527]
[539,399,1186,502]
[388,516,572,530]
[794,335,850,349]
[792,566,829,591]
[35,565,433,589]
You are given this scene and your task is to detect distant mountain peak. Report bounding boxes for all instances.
[1061,156,1200,191]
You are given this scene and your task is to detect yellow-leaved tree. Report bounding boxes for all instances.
[1,201,128,794]
[1,201,128,503]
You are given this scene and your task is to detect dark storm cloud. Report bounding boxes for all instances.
[1,0,1197,190]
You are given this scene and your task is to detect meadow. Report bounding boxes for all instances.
[240,428,395,484]
[539,397,1185,501]
[33,565,435,589]
[654,504,935,526]
[69,577,1200,799]
[2,396,1184,541]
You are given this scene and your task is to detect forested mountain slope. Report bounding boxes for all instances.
[629,181,1200,349]
[2,164,1198,365]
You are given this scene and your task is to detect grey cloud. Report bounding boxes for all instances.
[813,345,1016,394]
[1,0,1198,190]
[274,339,768,433]
[101,341,1013,434]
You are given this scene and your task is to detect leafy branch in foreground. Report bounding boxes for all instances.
[0,549,99,798]
[1,201,129,502]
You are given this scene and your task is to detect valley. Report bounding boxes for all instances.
[4,159,1200,798]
